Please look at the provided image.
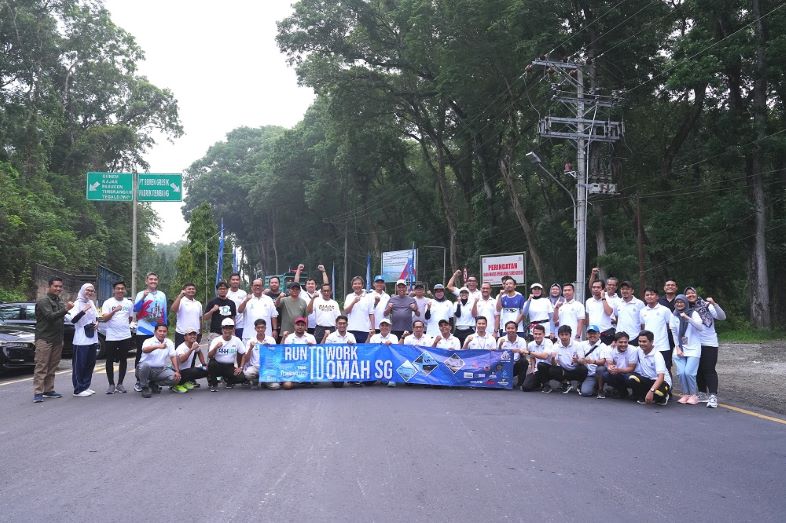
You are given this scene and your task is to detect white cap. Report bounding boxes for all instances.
[379,318,391,325]
[221,318,235,327]
[396,279,407,286]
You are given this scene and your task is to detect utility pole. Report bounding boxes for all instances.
[529,58,623,305]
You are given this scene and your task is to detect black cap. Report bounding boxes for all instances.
[289,282,301,290]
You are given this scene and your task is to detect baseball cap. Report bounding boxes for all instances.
[374,275,385,282]
[396,279,407,286]
[587,324,601,333]
[414,283,424,289]
[221,318,235,327]
[289,282,301,290]
[433,284,445,290]
[530,283,543,289]
[438,319,450,325]
[459,287,469,294]
[379,318,391,325]
[294,316,307,324]
[185,329,199,335]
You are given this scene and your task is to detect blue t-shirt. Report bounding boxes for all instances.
[499,293,525,332]
[134,290,168,335]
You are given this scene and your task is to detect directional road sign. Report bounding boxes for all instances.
[85,172,134,201]
[137,173,183,202]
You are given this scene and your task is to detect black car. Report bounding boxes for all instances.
[0,324,36,371]
[0,302,75,356]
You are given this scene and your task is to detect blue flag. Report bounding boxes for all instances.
[215,219,224,286]
[331,263,335,294]
[365,253,371,291]
[407,242,416,289]
[232,244,238,274]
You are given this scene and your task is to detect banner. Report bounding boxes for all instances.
[480,252,526,286]
[256,343,514,389]
[381,249,419,283]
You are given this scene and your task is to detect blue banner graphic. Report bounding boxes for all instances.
[256,343,514,389]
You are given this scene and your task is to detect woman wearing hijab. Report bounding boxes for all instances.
[521,283,554,341]
[66,283,100,397]
[684,286,727,409]
[669,294,705,405]
[547,283,562,341]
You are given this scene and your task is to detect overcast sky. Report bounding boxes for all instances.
[103,0,314,244]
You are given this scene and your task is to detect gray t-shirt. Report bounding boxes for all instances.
[278,297,307,334]
[388,295,416,331]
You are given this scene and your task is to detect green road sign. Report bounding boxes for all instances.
[137,173,183,202]
[86,172,133,201]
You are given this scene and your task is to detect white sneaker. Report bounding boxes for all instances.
[707,394,718,408]
[697,392,709,403]
[73,390,92,397]
[86,389,96,396]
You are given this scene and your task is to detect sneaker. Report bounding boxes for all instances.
[209,385,218,392]
[562,383,575,394]
[73,390,92,397]
[686,395,698,405]
[115,383,127,393]
[266,383,281,390]
[183,381,196,390]
[86,389,96,395]
[134,382,142,392]
[250,382,260,390]
[141,387,152,398]
[707,394,718,408]
[697,392,709,403]
[387,382,397,388]
[657,394,670,406]
[678,395,689,404]
[33,394,44,403]
[636,399,646,404]
[596,392,606,399]
[42,391,63,399]
[541,384,552,394]
[151,384,162,394]
[170,384,188,394]
[352,381,363,387]
[191,382,201,388]
[106,385,116,395]
[225,383,234,390]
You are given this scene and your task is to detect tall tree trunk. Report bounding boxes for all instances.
[749,0,771,328]
[499,154,546,282]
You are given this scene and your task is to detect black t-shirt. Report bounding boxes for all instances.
[206,297,237,333]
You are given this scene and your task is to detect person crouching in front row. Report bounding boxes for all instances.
[137,323,182,398]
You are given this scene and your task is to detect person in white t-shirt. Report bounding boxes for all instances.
[240,318,278,390]
[100,280,134,394]
[238,279,279,341]
[344,276,375,342]
[453,287,475,345]
[207,318,247,392]
[585,280,614,344]
[543,325,588,394]
[370,318,399,388]
[308,283,340,343]
[521,283,554,338]
[601,331,639,399]
[522,323,553,391]
[411,284,430,321]
[227,273,247,339]
[370,275,390,331]
[498,320,530,389]
[323,315,358,388]
[639,287,672,366]
[170,283,203,349]
[629,330,671,405]
[577,325,610,398]
[553,283,585,342]
[463,316,497,350]
[472,282,499,335]
[175,329,208,389]
[402,319,433,347]
[432,319,460,350]
[612,281,644,342]
[424,284,454,334]
[282,317,317,389]
[137,324,181,398]
[447,270,482,302]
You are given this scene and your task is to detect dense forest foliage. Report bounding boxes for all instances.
[184,0,785,328]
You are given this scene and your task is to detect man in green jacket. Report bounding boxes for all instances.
[33,277,74,403]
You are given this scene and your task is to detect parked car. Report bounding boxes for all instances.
[0,324,36,371]
[0,302,75,356]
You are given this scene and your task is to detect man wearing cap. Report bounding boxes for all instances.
[308,283,341,344]
[207,318,247,392]
[175,329,208,390]
[497,276,525,337]
[472,282,499,337]
[240,318,278,390]
[521,283,554,339]
[324,316,358,388]
[411,283,430,319]
[629,330,671,405]
[425,284,453,334]
[553,283,585,342]
[601,331,639,399]
[385,279,419,339]
[453,287,475,346]
[203,280,237,343]
[432,319,461,350]
[370,275,390,332]
[447,270,481,302]
[278,282,308,338]
[577,325,610,397]
[238,278,279,342]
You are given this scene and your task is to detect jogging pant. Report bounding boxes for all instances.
[513,359,528,388]
[349,330,369,343]
[696,345,719,395]
[72,343,98,394]
[628,373,671,402]
[136,364,176,388]
[454,327,474,347]
[134,334,153,372]
[105,338,131,386]
[207,359,247,387]
[601,370,631,397]
[549,365,588,383]
[180,366,208,384]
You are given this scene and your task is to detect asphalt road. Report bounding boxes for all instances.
[1,362,785,522]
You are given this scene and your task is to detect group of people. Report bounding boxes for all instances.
[31,264,725,409]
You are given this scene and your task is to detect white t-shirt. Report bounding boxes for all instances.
[403,333,433,347]
[175,341,201,370]
[527,338,555,366]
[669,311,704,357]
[370,291,390,330]
[451,287,482,302]
[239,335,276,368]
[608,346,639,370]
[175,297,203,335]
[227,288,247,330]
[101,297,133,341]
[499,335,527,362]
[639,304,672,352]
[67,303,99,346]
[585,297,613,331]
[524,298,554,335]
[578,341,609,376]
[453,300,475,329]
[242,294,279,338]
[635,349,672,387]
[412,296,430,319]
[473,296,498,326]
[554,341,580,370]
[426,299,454,334]
[312,296,340,327]
[139,337,176,367]
[466,332,497,350]
[325,331,357,344]
[344,292,373,332]
[613,297,645,338]
[209,336,245,365]
[369,332,399,344]
[303,290,319,328]
[556,299,585,339]
[434,335,461,350]
[284,332,317,345]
